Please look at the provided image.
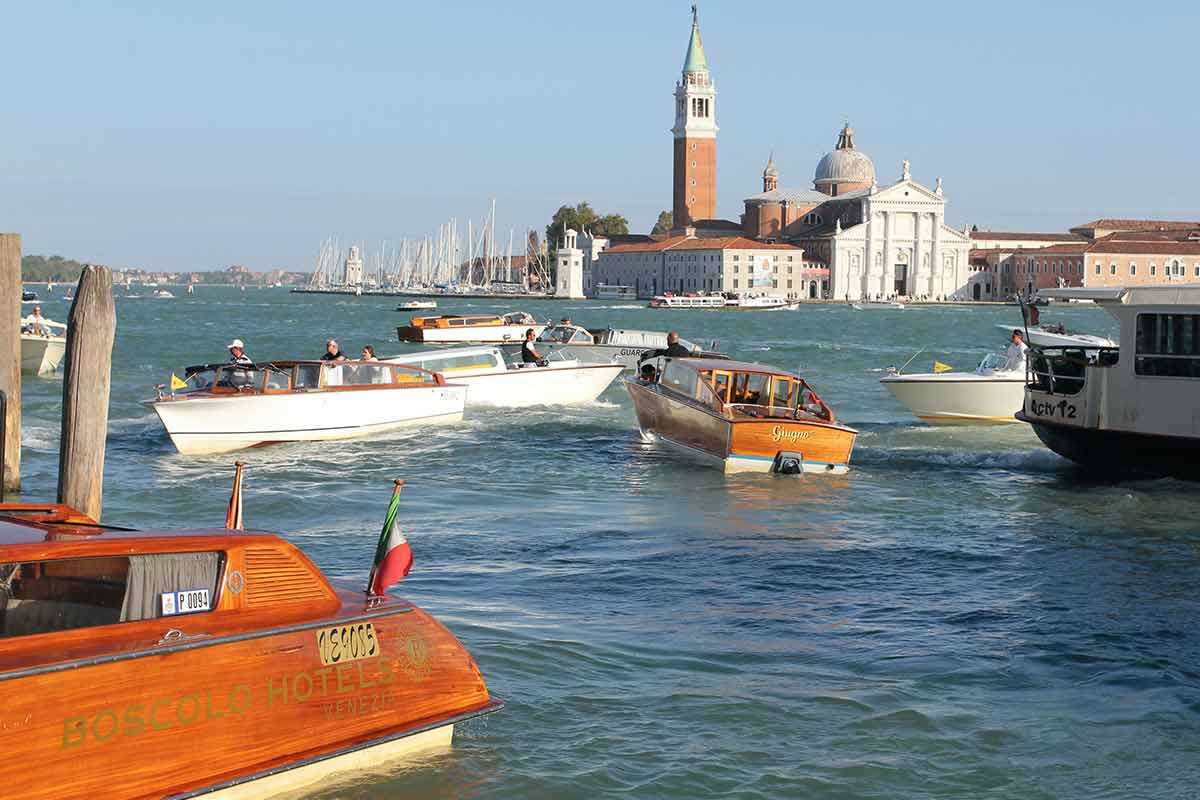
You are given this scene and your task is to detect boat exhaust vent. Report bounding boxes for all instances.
[772,452,804,475]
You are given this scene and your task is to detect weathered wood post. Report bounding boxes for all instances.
[58,265,116,520]
[0,234,20,494]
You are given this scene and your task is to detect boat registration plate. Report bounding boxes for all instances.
[316,622,379,666]
[160,588,211,616]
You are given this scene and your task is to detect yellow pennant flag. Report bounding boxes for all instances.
[933,361,953,374]
[170,373,188,391]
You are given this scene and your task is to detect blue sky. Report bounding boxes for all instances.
[2,1,1197,272]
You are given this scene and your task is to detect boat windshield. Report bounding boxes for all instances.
[977,353,1013,373]
[660,360,724,411]
[699,368,832,421]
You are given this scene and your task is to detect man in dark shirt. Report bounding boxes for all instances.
[664,331,691,357]
[521,329,544,364]
[321,339,347,361]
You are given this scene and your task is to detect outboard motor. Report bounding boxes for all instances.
[771,451,804,475]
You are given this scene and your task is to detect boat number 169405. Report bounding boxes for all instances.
[1028,399,1077,419]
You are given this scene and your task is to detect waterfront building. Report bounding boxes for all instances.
[1081,228,1200,288]
[593,233,818,298]
[555,229,586,299]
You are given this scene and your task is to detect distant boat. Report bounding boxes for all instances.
[851,301,905,310]
[20,314,67,375]
[152,289,175,299]
[396,312,546,344]
[397,300,437,310]
[21,290,37,302]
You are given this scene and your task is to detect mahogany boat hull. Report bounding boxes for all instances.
[625,379,857,473]
[1,595,498,799]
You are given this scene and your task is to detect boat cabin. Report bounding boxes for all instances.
[409,312,536,329]
[386,346,513,376]
[648,358,835,422]
[165,360,445,398]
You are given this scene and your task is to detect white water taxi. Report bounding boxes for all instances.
[20,314,66,376]
[396,312,546,344]
[880,353,1025,424]
[1018,286,1200,478]
[385,346,624,407]
[503,324,723,369]
[148,360,466,454]
[397,300,438,310]
[152,288,175,298]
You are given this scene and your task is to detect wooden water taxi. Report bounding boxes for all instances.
[396,312,546,344]
[0,502,501,799]
[147,360,466,455]
[625,357,857,473]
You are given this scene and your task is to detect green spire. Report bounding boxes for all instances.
[683,5,708,73]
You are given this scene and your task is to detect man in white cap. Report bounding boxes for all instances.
[227,338,252,366]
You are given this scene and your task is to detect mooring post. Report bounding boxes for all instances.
[0,233,20,494]
[58,265,116,520]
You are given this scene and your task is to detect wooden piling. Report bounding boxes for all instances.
[57,265,116,520]
[0,234,20,494]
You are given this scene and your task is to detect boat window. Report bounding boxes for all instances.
[340,364,393,385]
[295,364,321,389]
[449,318,467,327]
[264,367,291,391]
[731,372,769,406]
[393,367,438,384]
[709,370,732,404]
[570,330,593,344]
[408,352,498,374]
[1135,313,1200,377]
[0,552,223,638]
[661,361,701,398]
[798,385,832,421]
[216,367,264,391]
[770,377,796,411]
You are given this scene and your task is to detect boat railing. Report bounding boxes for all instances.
[170,361,444,397]
[1028,346,1119,396]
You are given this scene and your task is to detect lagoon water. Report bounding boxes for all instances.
[15,288,1200,798]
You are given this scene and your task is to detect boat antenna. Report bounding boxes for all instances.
[893,347,926,376]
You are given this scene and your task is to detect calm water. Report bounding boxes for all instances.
[15,288,1200,799]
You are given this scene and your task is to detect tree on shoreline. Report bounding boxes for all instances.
[21,255,86,282]
[651,211,673,235]
[546,203,629,249]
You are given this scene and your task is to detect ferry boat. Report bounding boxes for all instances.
[396,312,546,344]
[593,284,638,300]
[1017,286,1200,478]
[385,345,624,407]
[503,323,723,369]
[20,314,67,376]
[148,360,465,454]
[0,499,501,799]
[648,293,726,309]
[625,357,857,473]
[880,353,1025,424]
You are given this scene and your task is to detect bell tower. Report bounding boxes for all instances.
[672,5,717,228]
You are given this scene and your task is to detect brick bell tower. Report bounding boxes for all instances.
[672,5,717,228]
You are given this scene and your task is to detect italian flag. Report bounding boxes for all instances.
[367,481,413,596]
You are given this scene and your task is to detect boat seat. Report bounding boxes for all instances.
[2,598,121,637]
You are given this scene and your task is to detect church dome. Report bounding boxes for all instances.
[814,123,875,187]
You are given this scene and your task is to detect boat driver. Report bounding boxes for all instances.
[521,328,546,365]
[24,306,47,336]
[321,339,347,361]
[1005,329,1029,371]
[227,338,252,366]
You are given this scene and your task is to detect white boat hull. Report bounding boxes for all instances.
[451,363,624,407]
[151,384,467,454]
[880,372,1026,424]
[397,324,545,344]
[21,335,66,375]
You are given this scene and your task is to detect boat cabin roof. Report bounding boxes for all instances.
[661,357,802,380]
[1039,285,1200,307]
[386,345,505,362]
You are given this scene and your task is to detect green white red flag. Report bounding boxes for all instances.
[367,480,413,596]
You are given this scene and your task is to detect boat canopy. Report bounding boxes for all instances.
[654,358,834,422]
[173,360,443,396]
[385,346,507,374]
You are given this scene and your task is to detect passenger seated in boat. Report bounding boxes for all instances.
[321,339,347,362]
[639,363,658,383]
[521,329,546,366]
[24,306,47,336]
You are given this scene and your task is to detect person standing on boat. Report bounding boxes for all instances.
[665,331,691,358]
[227,338,252,366]
[1005,329,1029,371]
[322,339,347,361]
[521,328,545,364]
[25,306,47,336]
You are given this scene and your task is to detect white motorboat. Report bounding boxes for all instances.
[993,323,1114,349]
[152,289,175,298]
[397,300,437,310]
[851,301,905,310]
[1019,286,1200,479]
[505,323,723,369]
[396,311,546,344]
[20,315,67,375]
[649,293,726,309]
[725,294,799,310]
[649,292,798,310]
[385,346,624,407]
[880,353,1026,424]
[147,360,465,454]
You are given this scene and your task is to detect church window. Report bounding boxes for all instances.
[691,160,696,168]
[772,280,778,288]
[690,195,696,204]
[787,280,793,289]
[787,256,793,262]
[690,179,696,187]
[733,279,739,288]
[1130,263,1137,276]
[690,143,697,151]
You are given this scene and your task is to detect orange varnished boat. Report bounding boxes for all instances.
[0,503,501,799]
[626,357,858,473]
[396,311,545,344]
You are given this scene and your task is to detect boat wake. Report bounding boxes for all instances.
[854,445,1069,473]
